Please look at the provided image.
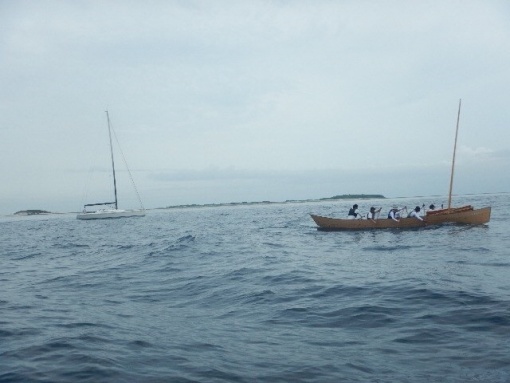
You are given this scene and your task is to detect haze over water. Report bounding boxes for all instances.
[1,193,509,382]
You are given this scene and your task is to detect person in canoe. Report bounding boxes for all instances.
[408,206,425,222]
[367,207,382,222]
[387,206,404,222]
[347,204,362,219]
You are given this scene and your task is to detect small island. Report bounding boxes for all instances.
[14,210,52,216]
[161,194,386,210]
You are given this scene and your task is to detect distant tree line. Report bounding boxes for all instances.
[320,194,385,200]
[14,210,51,215]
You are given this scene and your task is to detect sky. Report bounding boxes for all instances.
[1,0,509,214]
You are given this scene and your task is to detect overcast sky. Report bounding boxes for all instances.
[1,0,509,214]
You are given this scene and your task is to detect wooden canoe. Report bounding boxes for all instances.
[310,206,491,231]
[310,102,493,231]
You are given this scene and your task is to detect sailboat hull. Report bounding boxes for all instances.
[76,209,145,220]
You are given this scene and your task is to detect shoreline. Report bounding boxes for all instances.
[4,191,505,217]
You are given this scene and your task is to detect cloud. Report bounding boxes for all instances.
[458,146,510,162]
[1,1,509,214]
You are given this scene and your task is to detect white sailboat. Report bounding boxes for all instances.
[77,111,145,220]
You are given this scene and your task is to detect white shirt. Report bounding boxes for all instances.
[367,208,381,220]
[389,210,401,221]
[409,210,424,221]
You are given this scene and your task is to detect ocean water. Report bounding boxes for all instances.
[1,193,509,383]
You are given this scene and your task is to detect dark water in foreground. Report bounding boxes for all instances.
[1,194,509,383]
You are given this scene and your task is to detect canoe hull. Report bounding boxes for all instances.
[425,206,491,225]
[311,206,491,231]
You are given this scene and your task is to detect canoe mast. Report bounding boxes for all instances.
[447,99,461,211]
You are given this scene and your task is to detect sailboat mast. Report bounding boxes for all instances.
[106,110,118,210]
[447,99,462,210]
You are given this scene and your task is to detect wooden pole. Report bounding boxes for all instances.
[448,99,462,210]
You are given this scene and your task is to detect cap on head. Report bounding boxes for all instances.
[353,204,358,209]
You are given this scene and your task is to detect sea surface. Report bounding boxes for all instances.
[1,194,509,383]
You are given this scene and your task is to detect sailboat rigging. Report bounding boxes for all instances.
[76,111,145,220]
